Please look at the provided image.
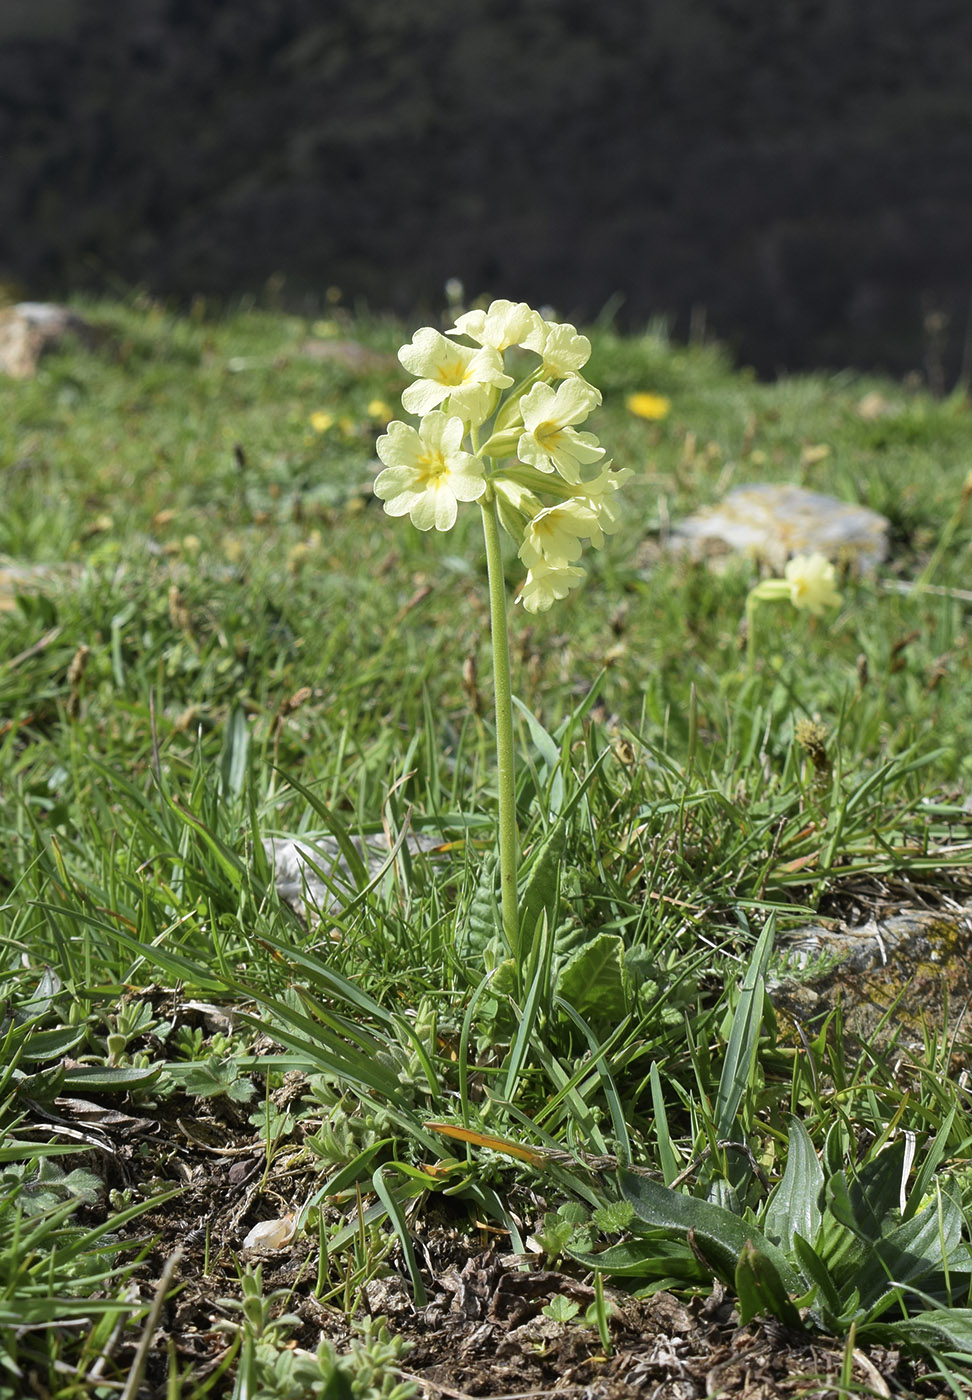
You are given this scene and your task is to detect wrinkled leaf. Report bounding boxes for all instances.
[620,1170,803,1295]
[568,1236,709,1282]
[518,819,564,947]
[558,933,630,1021]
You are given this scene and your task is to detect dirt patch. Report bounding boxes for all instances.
[28,1080,954,1399]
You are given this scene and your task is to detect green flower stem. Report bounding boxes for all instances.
[746,594,759,676]
[479,485,520,957]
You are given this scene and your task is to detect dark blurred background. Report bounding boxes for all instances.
[3,0,972,379]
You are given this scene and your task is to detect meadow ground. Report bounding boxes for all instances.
[3,298,972,1397]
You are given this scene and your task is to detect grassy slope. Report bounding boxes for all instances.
[2,298,972,1396]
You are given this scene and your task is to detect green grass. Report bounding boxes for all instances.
[3,295,972,1396]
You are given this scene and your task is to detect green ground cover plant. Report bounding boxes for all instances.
[3,293,972,1396]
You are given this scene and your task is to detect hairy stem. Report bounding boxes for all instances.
[479,487,519,956]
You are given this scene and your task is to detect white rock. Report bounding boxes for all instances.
[264,830,447,922]
[0,303,94,378]
[243,1215,295,1251]
[671,482,889,573]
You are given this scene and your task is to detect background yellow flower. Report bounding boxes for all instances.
[626,392,671,421]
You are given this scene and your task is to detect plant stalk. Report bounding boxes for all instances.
[746,595,758,676]
[479,487,519,956]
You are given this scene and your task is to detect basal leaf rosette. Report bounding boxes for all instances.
[373,300,631,610]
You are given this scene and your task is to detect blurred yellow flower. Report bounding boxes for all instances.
[750,553,842,617]
[309,411,334,433]
[783,553,842,615]
[626,392,671,421]
[367,399,393,422]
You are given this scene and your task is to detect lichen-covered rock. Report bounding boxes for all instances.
[671,483,889,573]
[770,903,972,1056]
[0,303,94,378]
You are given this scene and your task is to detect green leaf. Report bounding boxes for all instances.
[165,1056,255,1102]
[877,1306,972,1354]
[844,1140,908,1240]
[503,928,549,1100]
[58,1064,163,1092]
[558,933,630,1021]
[568,1236,709,1282]
[542,1295,581,1322]
[734,1240,806,1328]
[219,704,250,800]
[555,997,631,1164]
[18,1025,86,1061]
[518,819,564,945]
[715,914,774,1139]
[815,1175,870,1285]
[512,695,563,813]
[649,1062,681,1186]
[763,1117,824,1253]
[791,1232,844,1322]
[855,1185,970,1312]
[372,1166,427,1306]
[620,1170,803,1295]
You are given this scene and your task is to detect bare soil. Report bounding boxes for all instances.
[44,1081,960,1400]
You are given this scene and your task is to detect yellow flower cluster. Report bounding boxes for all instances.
[373,300,630,612]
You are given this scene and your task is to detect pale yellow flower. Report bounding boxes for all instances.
[451,299,546,353]
[309,410,334,433]
[626,392,671,421]
[518,379,605,483]
[367,399,393,422]
[516,559,586,613]
[750,553,842,617]
[539,322,593,378]
[374,412,485,532]
[518,498,599,569]
[783,553,842,615]
[576,463,634,546]
[399,327,512,420]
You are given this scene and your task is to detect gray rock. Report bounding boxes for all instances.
[671,483,890,573]
[770,901,972,1052]
[264,830,447,922]
[0,302,96,378]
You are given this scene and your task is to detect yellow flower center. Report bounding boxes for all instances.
[437,360,469,386]
[417,451,449,487]
[535,422,563,451]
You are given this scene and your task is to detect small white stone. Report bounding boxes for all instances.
[243,1215,295,1251]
